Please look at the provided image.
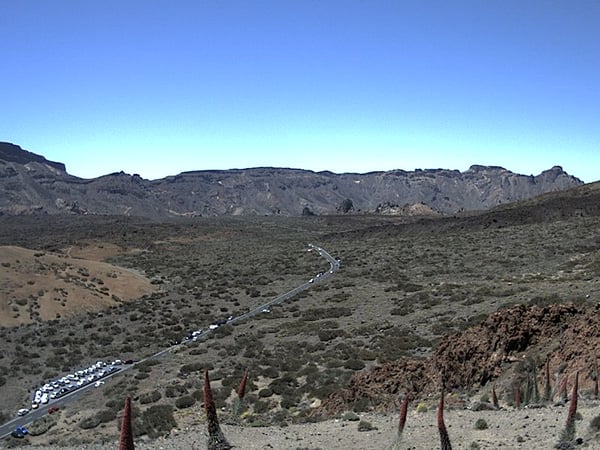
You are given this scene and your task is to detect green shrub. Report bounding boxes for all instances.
[590,415,600,432]
[344,359,365,370]
[165,383,187,398]
[280,395,300,409]
[270,376,298,395]
[140,390,162,404]
[318,329,345,341]
[474,418,488,430]
[179,362,203,375]
[134,404,177,439]
[79,416,101,430]
[342,411,359,421]
[174,395,196,409]
[416,402,428,413]
[357,420,376,432]
[253,400,270,414]
[258,388,273,398]
[95,409,116,423]
[27,415,58,436]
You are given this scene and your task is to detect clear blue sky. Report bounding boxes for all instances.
[1,1,598,182]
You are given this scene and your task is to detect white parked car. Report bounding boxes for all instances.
[17,408,29,416]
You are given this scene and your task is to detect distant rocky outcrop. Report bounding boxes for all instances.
[0,142,66,172]
[0,142,585,218]
[374,201,440,217]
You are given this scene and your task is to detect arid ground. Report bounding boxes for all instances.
[1,183,600,448]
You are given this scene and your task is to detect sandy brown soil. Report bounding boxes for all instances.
[0,245,157,326]
[22,400,600,450]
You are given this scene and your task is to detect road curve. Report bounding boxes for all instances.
[0,244,340,440]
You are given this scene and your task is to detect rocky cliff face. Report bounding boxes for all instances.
[0,142,584,217]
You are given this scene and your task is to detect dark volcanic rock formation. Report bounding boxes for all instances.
[0,142,66,172]
[0,142,584,217]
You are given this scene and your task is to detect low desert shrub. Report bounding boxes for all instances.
[165,383,187,398]
[175,395,196,409]
[258,388,273,398]
[27,415,58,436]
[589,415,600,432]
[134,404,177,439]
[474,418,488,430]
[139,390,162,404]
[342,411,359,421]
[95,409,116,423]
[357,420,376,432]
[344,359,365,370]
[79,416,101,430]
[179,362,203,375]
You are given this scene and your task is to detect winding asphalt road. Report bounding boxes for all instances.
[0,244,340,440]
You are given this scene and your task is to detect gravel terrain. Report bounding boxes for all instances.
[18,400,600,450]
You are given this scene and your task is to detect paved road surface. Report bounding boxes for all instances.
[0,244,339,440]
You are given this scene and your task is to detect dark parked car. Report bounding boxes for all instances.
[11,426,28,438]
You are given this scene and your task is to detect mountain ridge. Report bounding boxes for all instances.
[0,142,584,217]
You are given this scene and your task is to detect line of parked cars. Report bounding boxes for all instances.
[26,359,126,412]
